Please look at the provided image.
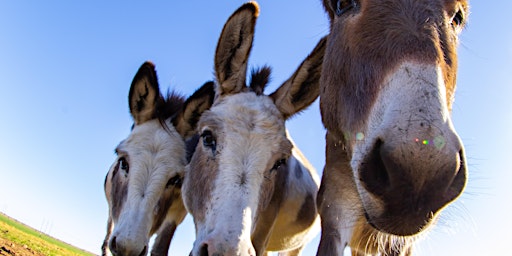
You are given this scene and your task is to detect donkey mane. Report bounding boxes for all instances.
[249,66,272,95]
[157,91,186,122]
[130,91,185,133]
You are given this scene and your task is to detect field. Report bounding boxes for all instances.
[0,212,94,256]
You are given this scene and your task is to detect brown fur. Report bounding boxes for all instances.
[151,222,177,256]
[251,162,289,255]
[109,156,128,221]
[173,81,215,138]
[129,62,186,127]
[151,193,181,235]
[318,0,469,255]
[270,37,326,120]
[103,62,215,256]
[320,0,467,136]
[214,3,259,96]
[185,114,223,223]
[250,66,272,95]
[296,194,316,225]
[183,3,325,255]
[316,133,359,255]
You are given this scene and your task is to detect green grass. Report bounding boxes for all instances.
[0,212,95,256]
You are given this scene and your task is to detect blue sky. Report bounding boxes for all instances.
[0,1,510,255]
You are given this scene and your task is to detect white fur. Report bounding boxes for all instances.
[107,120,187,255]
[191,92,320,255]
[351,62,461,216]
[266,136,320,251]
[194,92,285,254]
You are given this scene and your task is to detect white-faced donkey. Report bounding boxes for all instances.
[102,62,214,256]
[182,2,326,256]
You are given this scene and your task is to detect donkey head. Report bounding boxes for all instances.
[320,0,469,236]
[182,2,326,255]
[104,62,214,256]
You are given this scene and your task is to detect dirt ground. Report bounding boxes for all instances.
[0,235,43,256]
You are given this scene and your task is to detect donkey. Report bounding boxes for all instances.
[316,0,470,255]
[182,2,326,256]
[102,62,214,256]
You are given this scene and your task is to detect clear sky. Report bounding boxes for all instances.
[0,1,510,255]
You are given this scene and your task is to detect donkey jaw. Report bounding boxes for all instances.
[350,62,467,236]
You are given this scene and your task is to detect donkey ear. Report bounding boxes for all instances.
[129,62,161,125]
[214,2,259,96]
[270,36,327,120]
[173,81,215,138]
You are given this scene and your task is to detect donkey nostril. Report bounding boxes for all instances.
[446,149,467,200]
[359,139,390,196]
[199,244,208,256]
[458,150,466,174]
[138,245,147,256]
[110,236,118,253]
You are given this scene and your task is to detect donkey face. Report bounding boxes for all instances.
[182,3,325,255]
[104,62,214,256]
[320,0,469,236]
[188,87,291,256]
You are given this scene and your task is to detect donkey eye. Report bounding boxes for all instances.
[166,175,183,189]
[272,159,287,171]
[118,157,129,174]
[201,130,216,151]
[451,10,464,26]
[335,0,357,16]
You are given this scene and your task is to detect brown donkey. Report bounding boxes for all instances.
[317,0,470,255]
[102,62,214,256]
[182,2,326,256]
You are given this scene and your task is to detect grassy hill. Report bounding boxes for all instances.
[0,212,95,256]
